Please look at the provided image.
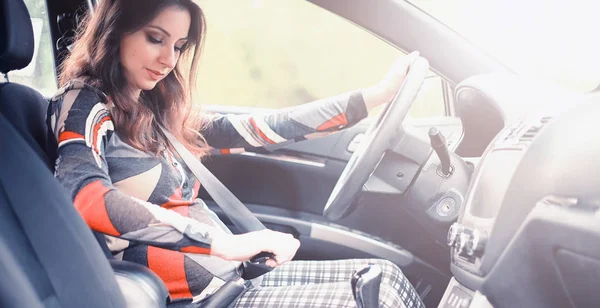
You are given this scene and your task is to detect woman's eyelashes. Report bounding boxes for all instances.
[174,41,188,52]
[146,33,185,52]
[146,33,162,45]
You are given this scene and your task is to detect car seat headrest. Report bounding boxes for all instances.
[0,0,35,74]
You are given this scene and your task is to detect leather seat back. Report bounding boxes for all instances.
[0,0,127,306]
[0,117,128,307]
[0,0,56,169]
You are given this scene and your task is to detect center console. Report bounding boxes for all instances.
[437,114,554,307]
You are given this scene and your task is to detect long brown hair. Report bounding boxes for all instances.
[59,0,208,156]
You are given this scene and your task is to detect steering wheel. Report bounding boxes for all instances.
[323,57,430,221]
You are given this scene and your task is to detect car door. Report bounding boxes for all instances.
[195,0,464,271]
[22,0,509,305]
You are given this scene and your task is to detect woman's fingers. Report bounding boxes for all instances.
[263,230,300,266]
[380,51,421,95]
[209,229,300,267]
[363,52,424,110]
[265,258,279,268]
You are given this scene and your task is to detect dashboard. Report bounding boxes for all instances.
[438,74,600,308]
[450,114,553,275]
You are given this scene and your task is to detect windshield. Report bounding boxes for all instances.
[410,0,600,92]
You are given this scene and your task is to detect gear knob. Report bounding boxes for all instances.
[351,264,382,308]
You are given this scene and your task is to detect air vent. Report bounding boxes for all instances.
[517,117,552,145]
[497,116,553,148]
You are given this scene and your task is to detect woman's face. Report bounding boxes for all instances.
[120,6,191,95]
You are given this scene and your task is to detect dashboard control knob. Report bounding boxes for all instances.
[466,229,487,256]
[447,222,463,247]
[457,232,470,254]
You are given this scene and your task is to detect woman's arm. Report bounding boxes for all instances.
[201,90,368,151]
[51,88,220,254]
[201,52,420,153]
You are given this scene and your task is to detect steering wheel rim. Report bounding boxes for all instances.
[323,57,430,221]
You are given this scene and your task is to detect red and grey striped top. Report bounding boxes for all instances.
[49,79,368,302]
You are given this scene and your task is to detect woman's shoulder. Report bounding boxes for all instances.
[49,79,114,142]
[51,79,109,106]
[50,79,112,120]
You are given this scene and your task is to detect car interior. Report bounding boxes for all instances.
[2,0,600,307]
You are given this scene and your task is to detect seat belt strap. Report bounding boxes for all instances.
[159,125,265,233]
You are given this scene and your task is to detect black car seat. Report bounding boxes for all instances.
[0,2,55,170]
[0,116,129,308]
[0,0,169,307]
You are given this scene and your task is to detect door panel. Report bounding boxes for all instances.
[201,150,346,215]
[190,1,479,305]
[200,108,460,274]
[200,105,461,216]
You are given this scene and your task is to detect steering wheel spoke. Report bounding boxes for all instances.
[323,57,430,221]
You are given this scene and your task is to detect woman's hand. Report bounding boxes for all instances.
[363,51,421,110]
[211,229,300,267]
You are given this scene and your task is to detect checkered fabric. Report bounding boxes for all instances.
[232,259,425,308]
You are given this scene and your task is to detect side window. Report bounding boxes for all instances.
[194,0,451,119]
[410,73,453,119]
[7,0,57,96]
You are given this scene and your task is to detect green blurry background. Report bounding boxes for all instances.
[15,0,599,116]
[194,0,445,118]
[13,0,451,119]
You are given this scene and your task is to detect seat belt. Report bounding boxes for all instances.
[159,126,275,289]
[158,126,266,233]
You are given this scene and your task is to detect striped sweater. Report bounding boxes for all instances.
[49,80,368,302]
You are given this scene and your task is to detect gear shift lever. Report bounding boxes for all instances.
[351,264,382,308]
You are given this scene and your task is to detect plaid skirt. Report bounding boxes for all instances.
[232,258,425,308]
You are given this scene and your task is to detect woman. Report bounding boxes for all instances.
[50,0,425,307]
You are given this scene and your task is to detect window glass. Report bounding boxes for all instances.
[194,0,446,118]
[408,0,600,92]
